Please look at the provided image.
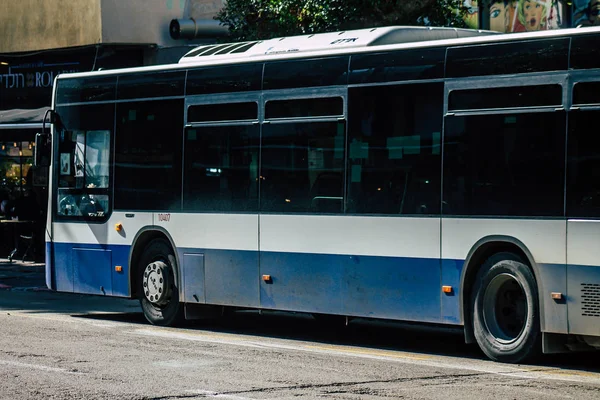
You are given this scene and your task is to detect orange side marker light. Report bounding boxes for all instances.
[551,292,563,300]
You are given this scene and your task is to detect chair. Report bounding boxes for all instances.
[19,230,35,262]
[7,222,35,263]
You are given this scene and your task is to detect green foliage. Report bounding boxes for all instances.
[215,0,470,41]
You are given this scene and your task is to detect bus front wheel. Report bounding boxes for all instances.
[138,239,183,326]
[471,252,541,363]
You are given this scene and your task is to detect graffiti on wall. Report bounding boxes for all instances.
[573,0,600,26]
[486,0,566,32]
[463,1,481,29]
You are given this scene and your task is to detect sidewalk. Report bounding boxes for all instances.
[0,258,47,291]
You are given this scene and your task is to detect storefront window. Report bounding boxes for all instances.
[0,141,33,191]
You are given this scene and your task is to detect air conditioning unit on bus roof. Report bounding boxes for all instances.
[178,25,498,64]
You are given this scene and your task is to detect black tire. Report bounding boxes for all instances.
[472,252,541,363]
[138,238,183,326]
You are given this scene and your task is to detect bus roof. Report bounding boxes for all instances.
[177,26,498,64]
[55,25,600,80]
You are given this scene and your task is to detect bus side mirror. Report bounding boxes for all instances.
[34,132,51,167]
[34,109,55,168]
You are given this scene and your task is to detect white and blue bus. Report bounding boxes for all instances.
[37,25,600,363]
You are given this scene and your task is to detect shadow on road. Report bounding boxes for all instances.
[1,259,597,372]
[75,307,599,373]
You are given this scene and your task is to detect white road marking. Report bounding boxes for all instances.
[1,311,125,328]
[0,359,82,375]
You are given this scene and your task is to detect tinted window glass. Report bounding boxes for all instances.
[186,64,262,95]
[117,71,185,99]
[54,104,114,221]
[571,35,600,70]
[263,57,348,90]
[347,83,442,215]
[56,76,117,104]
[443,112,566,217]
[265,97,343,119]
[188,102,258,123]
[446,38,569,78]
[573,82,600,105]
[349,47,445,84]
[449,85,562,110]
[567,111,600,217]
[183,126,259,212]
[114,100,184,211]
[261,121,345,213]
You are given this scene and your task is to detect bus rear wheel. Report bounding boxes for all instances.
[471,252,541,363]
[138,239,183,326]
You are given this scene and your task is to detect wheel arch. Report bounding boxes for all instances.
[128,226,180,299]
[460,235,541,344]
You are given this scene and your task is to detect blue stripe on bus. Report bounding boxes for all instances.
[441,258,463,324]
[259,251,445,323]
[48,242,465,324]
[51,242,131,297]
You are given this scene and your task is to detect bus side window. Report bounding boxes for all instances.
[568,110,600,218]
[347,82,443,215]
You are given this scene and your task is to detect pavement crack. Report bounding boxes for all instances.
[138,374,490,400]
[207,372,491,396]
[141,396,212,400]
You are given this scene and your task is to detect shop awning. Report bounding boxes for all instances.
[0,107,50,129]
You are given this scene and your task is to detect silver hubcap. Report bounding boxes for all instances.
[143,261,170,305]
[483,273,527,344]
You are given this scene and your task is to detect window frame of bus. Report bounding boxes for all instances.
[113,99,184,212]
[183,93,261,213]
[53,102,115,222]
[567,74,600,218]
[260,88,347,214]
[448,84,563,111]
[445,37,569,78]
[349,46,445,84]
[186,63,263,96]
[346,81,444,216]
[263,56,349,90]
[442,75,567,217]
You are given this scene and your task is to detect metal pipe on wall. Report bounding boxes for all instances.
[169,19,229,39]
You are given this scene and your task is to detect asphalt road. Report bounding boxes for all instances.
[1,261,599,400]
